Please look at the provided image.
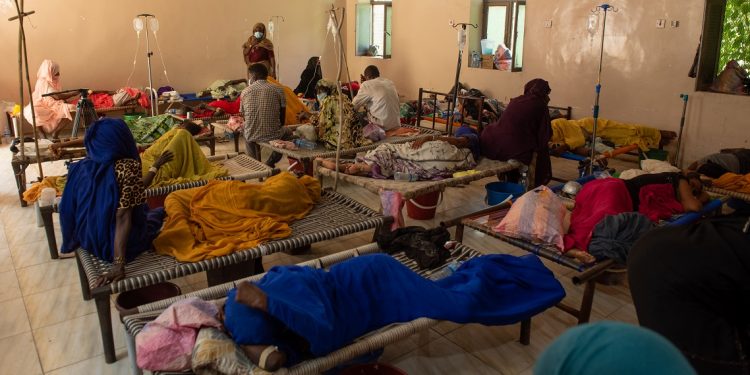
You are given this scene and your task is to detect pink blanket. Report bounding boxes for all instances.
[563,178,632,252]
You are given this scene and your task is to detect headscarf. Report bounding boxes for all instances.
[60,118,151,262]
[534,322,696,375]
[36,59,62,92]
[523,78,551,99]
[248,22,274,51]
[295,57,323,98]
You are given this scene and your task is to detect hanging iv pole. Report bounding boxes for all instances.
[587,4,617,175]
[136,14,157,116]
[448,21,477,135]
[269,15,284,81]
[328,5,353,191]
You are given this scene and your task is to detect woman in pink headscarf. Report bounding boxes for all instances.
[23,59,80,138]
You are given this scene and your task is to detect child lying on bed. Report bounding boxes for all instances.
[316,126,480,180]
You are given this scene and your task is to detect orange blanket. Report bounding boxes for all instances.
[154,173,321,262]
[712,173,750,194]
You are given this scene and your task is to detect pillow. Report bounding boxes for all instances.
[494,185,567,250]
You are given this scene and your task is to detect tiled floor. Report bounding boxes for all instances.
[0,132,639,374]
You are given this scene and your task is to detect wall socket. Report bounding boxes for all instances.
[656,19,666,28]
[544,19,553,28]
[671,20,680,28]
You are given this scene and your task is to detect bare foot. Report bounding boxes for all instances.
[241,345,287,371]
[565,249,597,265]
[345,163,371,176]
[235,281,268,312]
[316,158,350,172]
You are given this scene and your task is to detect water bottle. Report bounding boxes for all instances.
[2,127,11,145]
[294,138,317,150]
[394,172,417,181]
[430,261,463,281]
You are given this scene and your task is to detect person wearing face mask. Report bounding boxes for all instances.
[242,23,276,79]
[480,78,553,188]
[23,59,81,139]
[310,79,369,150]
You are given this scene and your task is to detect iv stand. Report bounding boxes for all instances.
[8,0,44,183]
[587,4,617,175]
[269,15,285,81]
[448,21,477,135]
[137,13,157,116]
[328,5,352,191]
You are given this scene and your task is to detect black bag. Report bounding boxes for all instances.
[377,226,451,270]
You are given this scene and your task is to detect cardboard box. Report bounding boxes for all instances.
[481,54,494,69]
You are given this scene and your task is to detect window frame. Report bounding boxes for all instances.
[355,0,392,59]
[695,0,749,95]
[480,0,526,72]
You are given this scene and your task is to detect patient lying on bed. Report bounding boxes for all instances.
[549,117,676,157]
[221,252,564,371]
[317,126,480,180]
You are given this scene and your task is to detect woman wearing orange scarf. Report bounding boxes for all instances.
[242,23,276,79]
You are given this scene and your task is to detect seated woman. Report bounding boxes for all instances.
[629,214,750,374]
[293,56,322,99]
[480,79,552,188]
[687,148,750,178]
[59,118,172,285]
[563,172,708,264]
[317,126,479,180]
[309,79,369,150]
[23,59,80,139]
[221,252,564,371]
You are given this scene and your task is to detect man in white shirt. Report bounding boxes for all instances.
[352,65,401,130]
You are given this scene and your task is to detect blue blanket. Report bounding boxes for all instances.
[224,253,565,361]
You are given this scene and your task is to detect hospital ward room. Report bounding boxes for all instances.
[1,0,750,374]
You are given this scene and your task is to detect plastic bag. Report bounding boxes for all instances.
[494,185,568,250]
[363,123,386,142]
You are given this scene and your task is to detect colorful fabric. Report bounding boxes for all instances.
[128,114,182,144]
[494,186,568,250]
[191,327,255,375]
[136,297,222,372]
[359,141,475,180]
[205,80,247,100]
[480,79,552,187]
[380,190,405,230]
[623,172,682,212]
[23,175,67,203]
[60,119,156,262]
[224,253,565,362]
[208,97,241,114]
[534,322,696,375]
[140,128,228,188]
[268,77,310,126]
[713,172,750,193]
[114,158,146,209]
[153,173,320,262]
[23,59,75,134]
[563,178,633,252]
[313,94,369,150]
[638,183,684,222]
[243,23,275,67]
[240,79,285,142]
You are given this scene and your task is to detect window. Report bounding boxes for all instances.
[355,0,392,58]
[472,0,525,71]
[695,0,750,94]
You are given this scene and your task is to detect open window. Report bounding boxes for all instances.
[469,0,526,71]
[355,0,392,58]
[695,0,750,95]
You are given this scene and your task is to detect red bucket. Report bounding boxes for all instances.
[341,363,407,375]
[405,191,442,220]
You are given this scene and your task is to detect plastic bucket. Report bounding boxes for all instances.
[405,191,442,220]
[115,282,181,319]
[485,182,525,205]
[341,363,408,375]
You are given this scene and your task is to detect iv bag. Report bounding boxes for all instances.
[457,28,467,50]
[148,17,159,33]
[587,14,599,36]
[133,18,144,33]
[268,21,274,38]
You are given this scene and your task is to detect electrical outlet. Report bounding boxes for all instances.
[656,19,666,28]
[544,19,553,28]
[671,20,680,28]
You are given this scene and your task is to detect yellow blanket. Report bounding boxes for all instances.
[141,128,228,187]
[154,173,321,262]
[550,117,661,151]
[23,175,67,203]
[712,173,750,194]
[268,77,310,126]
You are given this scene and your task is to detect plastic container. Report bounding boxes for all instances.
[429,261,463,281]
[294,138,317,150]
[39,187,56,207]
[480,39,496,54]
[406,191,442,220]
[394,172,417,182]
[115,282,181,319]
[485,182,525,206]
[340,363,407,375]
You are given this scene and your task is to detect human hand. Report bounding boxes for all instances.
[154,150,174,168]
[49,143,62,158]
[94,262,125,287]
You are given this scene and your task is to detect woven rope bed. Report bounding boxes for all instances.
[705,186,750,202]
[123,242,537,375]
[316,158,518,200]
[73,189,388,363]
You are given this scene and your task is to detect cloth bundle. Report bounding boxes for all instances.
[377,226,451,269]
[588,212,654,264]
[713,172,750,193]
[495,186,568,250]
[563,178,633,252]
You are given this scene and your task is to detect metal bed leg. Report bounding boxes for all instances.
[206,257,264,286]
[12,159,28,207]
[519,318,531,345]
[455,223,465,242]
[40,205,58,259]
[578,280,597,324]
[234,133,240,153]
[75,253,92,301]
[209,138,216,156]
[95,294,117,363]
[125,327,143,375]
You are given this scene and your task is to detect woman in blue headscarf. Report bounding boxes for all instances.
[59,118,173,286]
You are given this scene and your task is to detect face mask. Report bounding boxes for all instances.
[317,93,327,102]
[254,32,263,39]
